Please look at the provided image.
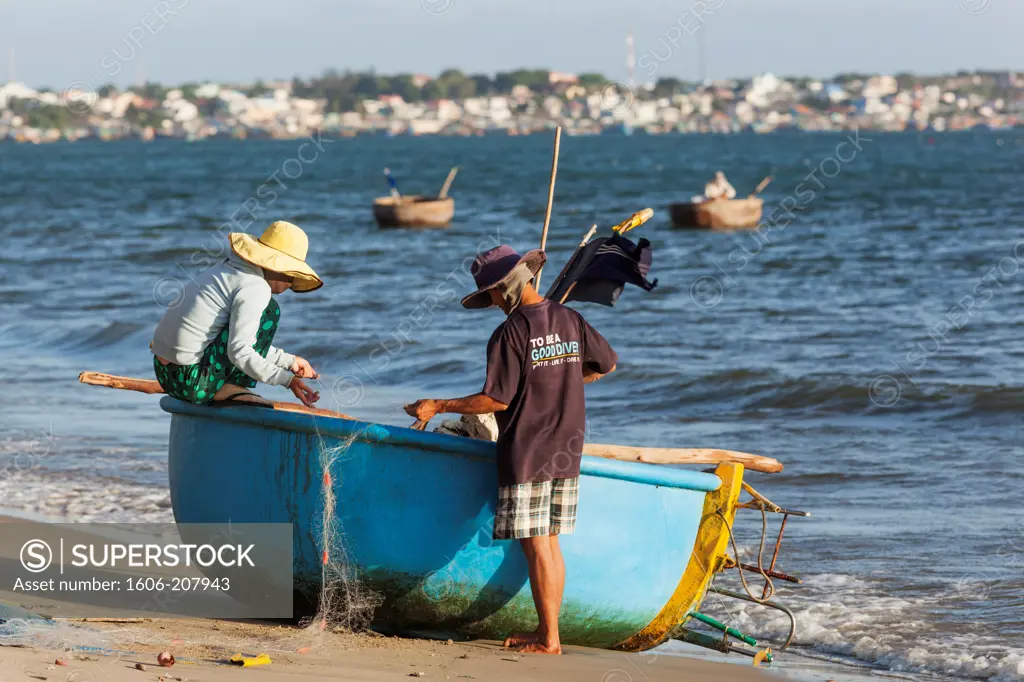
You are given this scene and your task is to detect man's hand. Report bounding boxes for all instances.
[404,399,441,422]
[583,364,616,384]
[291,356,319,379]
[289,377,320,407]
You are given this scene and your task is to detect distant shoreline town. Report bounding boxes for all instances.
[1,68,1022,143]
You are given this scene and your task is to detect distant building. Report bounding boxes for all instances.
[863,76,898,99]
[548,71,578,85]
[0,81,37,110]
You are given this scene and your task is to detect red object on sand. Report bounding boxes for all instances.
[157,651,175,667]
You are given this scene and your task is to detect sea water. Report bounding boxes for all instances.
[1,132,1022,681]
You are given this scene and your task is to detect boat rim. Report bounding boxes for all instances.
[161,397,721,493]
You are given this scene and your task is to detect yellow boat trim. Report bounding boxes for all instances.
[615,462,744,652]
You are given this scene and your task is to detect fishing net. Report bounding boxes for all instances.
[0,617,146,653]
[298,404,382,641]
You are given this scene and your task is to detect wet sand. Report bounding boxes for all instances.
[1,616,782,682]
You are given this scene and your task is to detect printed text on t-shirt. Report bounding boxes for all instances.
[529,334,581,367]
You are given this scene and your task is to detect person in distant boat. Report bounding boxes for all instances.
[150,221,322,408]
[691,170,737,203]
[404,245,618,655]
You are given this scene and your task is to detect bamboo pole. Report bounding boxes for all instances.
[78,372,358,421]
[535,126,562,289]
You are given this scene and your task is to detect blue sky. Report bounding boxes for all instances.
[1,0,1020,88]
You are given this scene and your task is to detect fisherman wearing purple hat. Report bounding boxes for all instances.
[405,245,618,655]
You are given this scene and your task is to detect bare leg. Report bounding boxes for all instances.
[507,535,562,654]
[503,538,542,647]
[550,533,566,611]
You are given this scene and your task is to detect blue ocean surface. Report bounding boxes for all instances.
[0,132,1022,681]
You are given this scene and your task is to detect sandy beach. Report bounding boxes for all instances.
[0,616,783,682]
[0,511,794,682]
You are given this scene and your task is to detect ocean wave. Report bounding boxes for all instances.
[704,573,1024,682]
[627,368,1024,419]
[0,470,172,524]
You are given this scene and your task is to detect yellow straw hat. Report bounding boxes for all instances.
[229,221,323,293]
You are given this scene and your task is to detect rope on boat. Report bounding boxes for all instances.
[679,482,806,660]
[715,504,776,603]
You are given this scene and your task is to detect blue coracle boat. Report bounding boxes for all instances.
[164,397,752,651]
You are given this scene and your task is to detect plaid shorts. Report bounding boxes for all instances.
[493,477,579,541]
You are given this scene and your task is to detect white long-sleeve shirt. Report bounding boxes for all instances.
[704,177,737,200]
[151,254,295,387]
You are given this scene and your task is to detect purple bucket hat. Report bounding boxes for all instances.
[460,245,547,309]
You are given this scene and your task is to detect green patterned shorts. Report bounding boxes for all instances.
[153,298,280,405]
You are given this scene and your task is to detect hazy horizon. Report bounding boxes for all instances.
[1,0,1021,90]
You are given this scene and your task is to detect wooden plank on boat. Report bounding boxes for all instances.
[582,443,783,474]
[78,371,357,421]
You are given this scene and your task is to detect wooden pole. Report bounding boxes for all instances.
[78,371,358,421]
[437,166,459,199]
[750,175,772,197]
[558,282,579,305]
[535,126,562,289]
[578,223,598,246]
[581,443,783,474]
[404,415,782,473]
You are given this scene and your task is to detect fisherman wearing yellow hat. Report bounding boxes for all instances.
[150,221,322,408]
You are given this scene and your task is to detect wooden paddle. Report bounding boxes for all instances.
[749,175,773,198]
[437,166,459,200]
[581,443,782,474]
[78,372,358,421]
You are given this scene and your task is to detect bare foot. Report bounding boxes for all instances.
[515,641,562,655]
[503,631,540,648]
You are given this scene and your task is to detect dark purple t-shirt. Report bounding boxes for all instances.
[482,300,617,486]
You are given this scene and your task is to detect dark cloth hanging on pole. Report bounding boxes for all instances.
[545,233,657,307]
